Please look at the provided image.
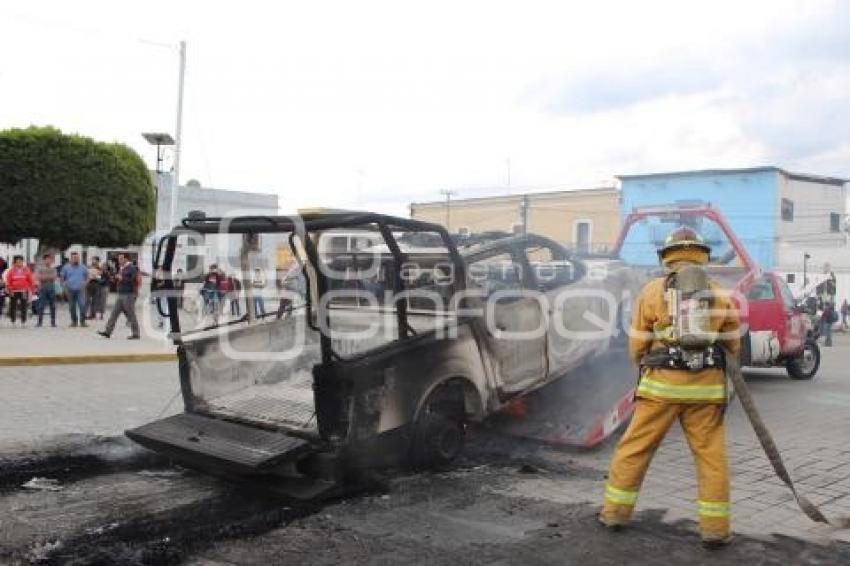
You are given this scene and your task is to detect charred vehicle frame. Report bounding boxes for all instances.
[128,212,637,495]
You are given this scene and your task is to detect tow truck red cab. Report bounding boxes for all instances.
[615,203,819,380]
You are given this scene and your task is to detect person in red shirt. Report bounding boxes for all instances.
[217,272,239,316]
[0,256,7,317]
[3,255,35,325]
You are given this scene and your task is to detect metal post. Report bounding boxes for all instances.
[241,233,256,323]
[170,40,186,229]
[521,194,529,236]
[440,189,455,232]
[154,144,162,231]
[803,252,810,287]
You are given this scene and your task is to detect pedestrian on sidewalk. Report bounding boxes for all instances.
[217,271,238,317]
[85,257,108,320]
[29,260,40,317]
[35,254,58,327]
[95,257,111,320]
[251,268,266,316]
[98,253,141,340]
[201,264,222,320]
[3,255,35,326]
[0,256,7,318]
[841,299,849,331]
[821,301,836,347]
[60,251,89,327]
[275,262,304,319]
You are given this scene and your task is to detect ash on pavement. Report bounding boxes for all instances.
[1,433,847,565]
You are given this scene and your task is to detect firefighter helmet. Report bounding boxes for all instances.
[658,226,711,263]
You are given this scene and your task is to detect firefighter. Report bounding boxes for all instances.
[599,226,740,549]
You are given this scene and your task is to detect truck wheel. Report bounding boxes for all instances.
[410,413,465,470]
[786,341,820,380]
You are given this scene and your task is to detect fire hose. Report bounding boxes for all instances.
[723,346,850,529]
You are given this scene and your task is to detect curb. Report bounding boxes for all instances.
[0,352,177,367]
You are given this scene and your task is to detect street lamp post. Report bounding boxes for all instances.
[803,252,811,288]
[440,189,456,232]
[171,40,186,229]
[142,132,175,231]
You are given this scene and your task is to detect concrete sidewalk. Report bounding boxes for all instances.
[0,300,176,366]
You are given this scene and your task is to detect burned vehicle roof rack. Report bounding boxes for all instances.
[180,212,449,235]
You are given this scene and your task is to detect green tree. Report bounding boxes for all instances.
[0,126,155,249]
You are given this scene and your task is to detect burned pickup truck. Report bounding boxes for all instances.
[128,212,640,494]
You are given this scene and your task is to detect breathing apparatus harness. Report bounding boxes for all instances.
[639,264,725,372]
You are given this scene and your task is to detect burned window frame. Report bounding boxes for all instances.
[156,213,467,364]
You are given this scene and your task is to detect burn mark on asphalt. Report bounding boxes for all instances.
[0,446,167,492]
[39,488,323,566]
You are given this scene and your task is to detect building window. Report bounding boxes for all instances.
[830,213,841,233]
[574,220,592,254]
[781,198,794,222]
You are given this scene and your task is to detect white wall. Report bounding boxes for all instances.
[778,269,850,304]
[775,238,850,304]
[0,239,38,263]
[154,173,280,232]
[775,175,846,250]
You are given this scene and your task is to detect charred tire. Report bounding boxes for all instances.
[786,340,820,380]
[410,413,465,470]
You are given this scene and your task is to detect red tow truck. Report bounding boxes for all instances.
[615,203,819,380]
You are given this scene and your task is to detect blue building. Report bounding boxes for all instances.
[617,167,848,271]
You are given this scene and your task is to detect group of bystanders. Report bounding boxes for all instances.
[0,252,141,339]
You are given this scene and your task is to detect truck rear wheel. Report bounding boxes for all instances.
[786,341,820,380]
[409,385,467,470]
[410,413,465,469]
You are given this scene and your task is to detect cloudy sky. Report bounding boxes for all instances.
[2,0,848,214]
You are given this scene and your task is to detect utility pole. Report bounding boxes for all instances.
[506,157,511,194]
[803,252,811,287]
[170,40,186,229]
[520,194,529,236]
[440,189,456,232]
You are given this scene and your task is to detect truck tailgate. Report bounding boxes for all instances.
[126,413,311,470]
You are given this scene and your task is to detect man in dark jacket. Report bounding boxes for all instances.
[98,253,141,339]
[821,301,836,347]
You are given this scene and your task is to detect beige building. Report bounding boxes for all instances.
[410,187,622,253]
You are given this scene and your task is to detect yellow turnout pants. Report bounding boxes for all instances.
[601,398,730,538]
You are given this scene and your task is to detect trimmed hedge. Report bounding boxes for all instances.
[0,126,155,248]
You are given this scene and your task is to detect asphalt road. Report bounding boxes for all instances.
[0,336,848,564]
